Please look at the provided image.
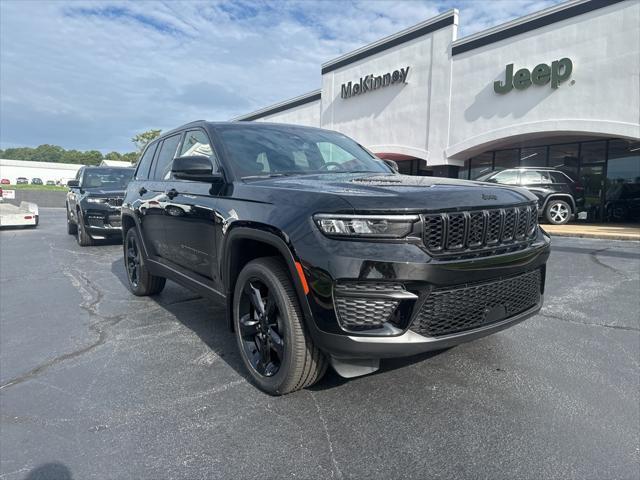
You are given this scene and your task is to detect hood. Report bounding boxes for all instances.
[247,173,536,212]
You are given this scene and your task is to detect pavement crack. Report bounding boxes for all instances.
[588,248,631,278]
[540,312,639,332]
[310,391,343,480]
[1,265,124,391]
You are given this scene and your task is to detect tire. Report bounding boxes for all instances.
[76,211,94,246]
[545,199,571,225]
[233,257,327,395]
[124,227,166,296]
[66,206,77,235]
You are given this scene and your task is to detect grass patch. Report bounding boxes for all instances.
[1,184,67,191]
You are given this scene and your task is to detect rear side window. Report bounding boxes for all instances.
[550,172,569,183]
[152,134,182,181]
[521,170,543,184]
[135,142,158,180]
[491,170,519,185]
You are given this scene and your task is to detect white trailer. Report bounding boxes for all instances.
[0,191,39,228]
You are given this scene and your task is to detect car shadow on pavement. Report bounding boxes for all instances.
[24,462,74,480]
[110,258,451,392]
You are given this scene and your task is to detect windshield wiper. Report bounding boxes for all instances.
[242,173,296,180]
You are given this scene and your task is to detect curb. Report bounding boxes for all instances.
[545,231,640,241]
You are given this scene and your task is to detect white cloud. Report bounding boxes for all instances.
[0,0,562,152]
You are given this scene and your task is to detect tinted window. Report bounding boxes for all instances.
[152,134,182,181]
[521,170,551,184]
[216,125,391,178]
[490,170,519,185]
[520,147,547,167]
[81,168,134,189]
[180,130,215,161]
[550,172,570,183]
[470,152,493,180]
[494,149,519,171]
[135,142,158,180]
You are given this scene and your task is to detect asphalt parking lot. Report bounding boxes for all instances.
[1,208,639,480]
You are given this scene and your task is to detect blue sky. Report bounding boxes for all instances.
[0,0,562,153]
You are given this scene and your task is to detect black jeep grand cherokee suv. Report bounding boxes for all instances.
[67,166,134,246]
[122,121,550,395]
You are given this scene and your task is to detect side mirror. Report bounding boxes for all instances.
[171,156,223,183]
[67,179,79,188]
[382,159,399,172]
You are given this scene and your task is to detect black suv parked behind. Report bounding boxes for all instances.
[122,122,550,395]
[66,166,134,246]
[476,167,581,225]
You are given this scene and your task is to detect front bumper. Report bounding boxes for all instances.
[308,297,542,359]
[83,208,123,235]
[293,225,550,359]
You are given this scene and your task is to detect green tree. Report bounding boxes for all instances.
[121,152,139,164]
[132,129,161,153]
[104,151,123,161]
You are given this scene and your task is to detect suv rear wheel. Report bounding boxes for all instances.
[233,257,327,395]
[124,228,166,296]
[545,199,571,225]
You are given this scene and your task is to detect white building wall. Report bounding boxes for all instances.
[0,159,82,185]
[447,0,640,159]
[254,99,320,127]
[320,11,456,164]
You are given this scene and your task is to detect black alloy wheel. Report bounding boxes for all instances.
[238,278,285,377]
[126,233,141,289]
[233,257,327,395]
[123,228,166,296]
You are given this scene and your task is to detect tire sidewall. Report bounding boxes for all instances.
[233,261,297,394]
[124,228,143,294]
[545,199,571,225]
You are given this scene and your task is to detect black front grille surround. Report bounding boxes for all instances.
[423,204,537,258]
[107,198,123,207]
[410,269,542,337]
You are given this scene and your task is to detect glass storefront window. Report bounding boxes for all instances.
[605,139,640,223]
[459,159,470,179]
[580,141,606,164]
[494,149,519,171]
[470,152,493,180]
[549,143,579,180]
[520,146,547,167]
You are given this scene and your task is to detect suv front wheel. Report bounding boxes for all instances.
[545,199,571,225]
[233,257,327,395]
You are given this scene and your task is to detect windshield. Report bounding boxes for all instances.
[216,125,393,178]
[82,168,133,189]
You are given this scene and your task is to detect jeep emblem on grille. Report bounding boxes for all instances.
[482,194,497,200]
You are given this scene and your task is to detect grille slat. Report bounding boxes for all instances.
[423,204,537,259]
[410,269,542,337]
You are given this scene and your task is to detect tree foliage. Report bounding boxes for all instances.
[0,128,162,165]
[132,129,161,152]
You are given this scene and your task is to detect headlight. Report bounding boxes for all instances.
[87,198,107,203]
[314,214,419,238]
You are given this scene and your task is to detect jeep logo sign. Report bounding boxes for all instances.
[494,58,573,94]
[341,67,410,99]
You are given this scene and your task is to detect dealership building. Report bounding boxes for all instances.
[234,0,640,222]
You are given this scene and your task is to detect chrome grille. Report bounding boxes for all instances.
[422,204,537,258]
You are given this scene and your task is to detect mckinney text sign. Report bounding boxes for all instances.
[341,67,410,99]
[494,58,573,94]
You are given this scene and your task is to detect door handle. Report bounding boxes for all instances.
[166,188,178,199]
[138,186,147,196]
